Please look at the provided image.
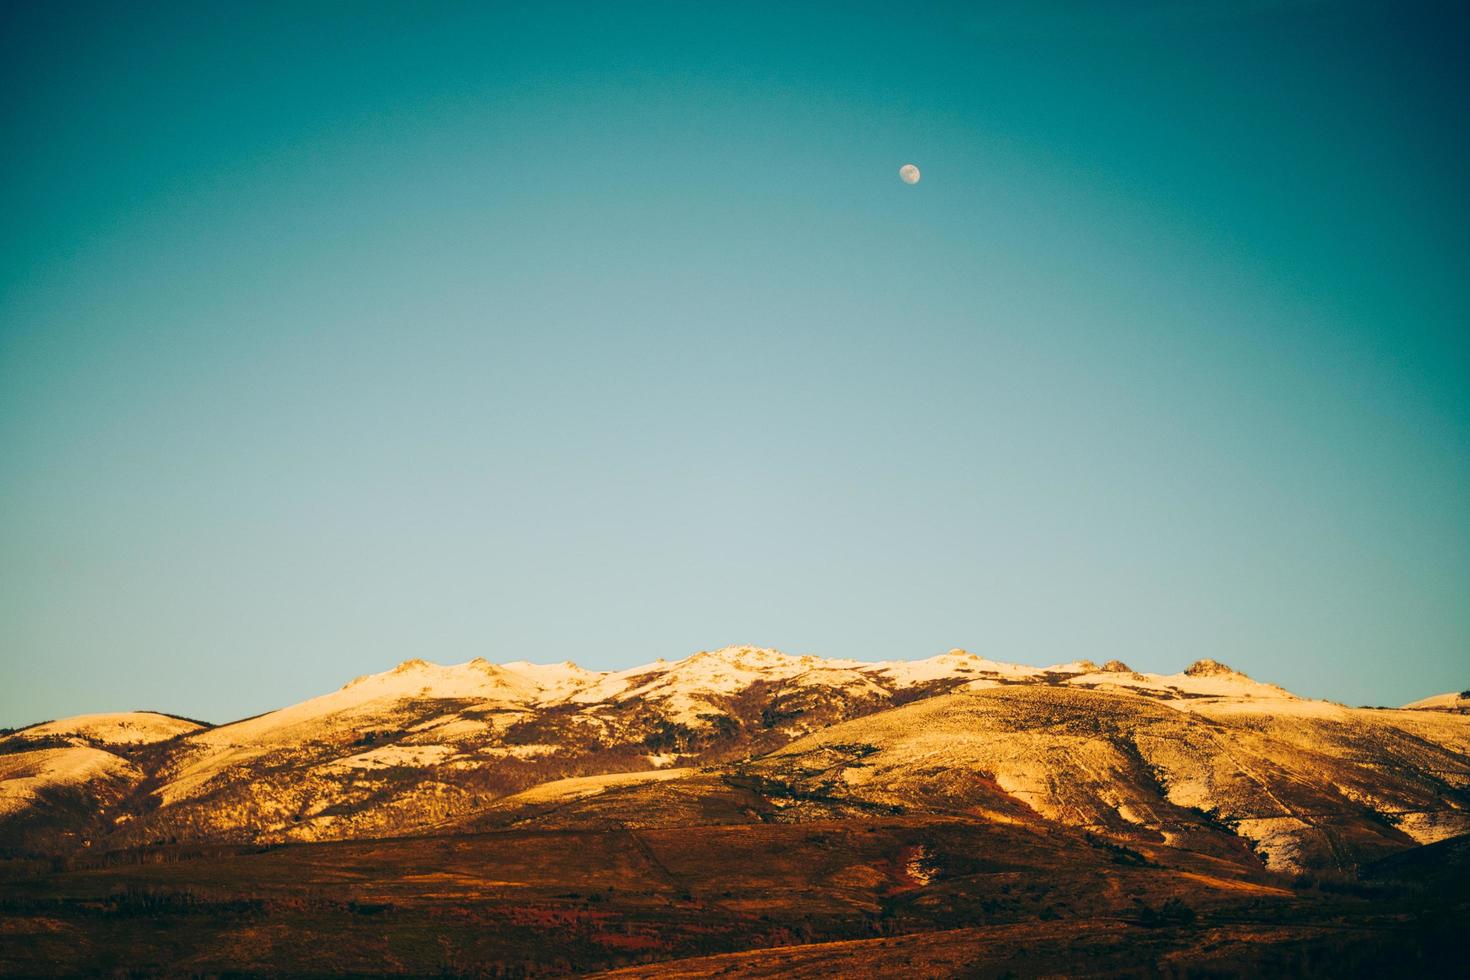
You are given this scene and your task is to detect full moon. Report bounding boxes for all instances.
[899,163,921,184]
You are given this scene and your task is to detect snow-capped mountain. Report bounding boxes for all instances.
[1,646,1465,875]
[734,685,1470,873]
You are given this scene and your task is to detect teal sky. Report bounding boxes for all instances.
[2,2,1467,725]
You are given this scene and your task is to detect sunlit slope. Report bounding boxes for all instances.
[138,649,1323,845]
[739,686,1470,872]
[3,647,1464,873]
[1403,691,1470,712]
[0,711,206,813]
[114,648,948,844]
[0,711,206,851]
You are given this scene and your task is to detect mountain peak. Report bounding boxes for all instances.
[1046,659,1098,673]
[679,646,812,671]
[704,644,790,659]
[1184,659,1241,678]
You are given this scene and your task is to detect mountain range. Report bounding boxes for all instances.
[4,645,1466,878]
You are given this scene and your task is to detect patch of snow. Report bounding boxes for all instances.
[17,712,202,746]
[1391,809,1470,844]
[790,668,890,698]
[500,767,694,805]
[1044,660,1099,674]
[903,844,936,886]
[405,716,492,740]
[500,660,602,701]
[474,744,560,760]
[620,646,854,703]
[871,649,1042,686]
[1233,816,1315,873]
[320,743,457,772]
[0,747,140,816]
[1066,666,1295,701]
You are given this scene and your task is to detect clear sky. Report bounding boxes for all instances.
[2,1,1466,725]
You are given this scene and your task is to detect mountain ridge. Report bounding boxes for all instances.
[2,645,1466,879]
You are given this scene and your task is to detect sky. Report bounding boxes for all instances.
[2,1,1467,725]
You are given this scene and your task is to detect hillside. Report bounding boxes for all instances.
[1403,690,1470,713]
[1,647,1466,877]
[2,647,1468,976]
[0,712,207,846]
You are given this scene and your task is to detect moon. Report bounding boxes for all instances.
[899,163,921,185]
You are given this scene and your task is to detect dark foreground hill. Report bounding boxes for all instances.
[1,820,1464,976]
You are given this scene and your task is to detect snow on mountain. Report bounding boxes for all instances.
[180,658,544,755]
[789,668,890,698]
[741,683,1470,873]
[610,646,864,723]
[0,711,206,849]
[1045,659,1101,673]
[336,657,543,703]
[620,646,861,696]
[0,747,141,817]
[157,657,572,804]
[1062,660,1295,702]
[5,644,1467,874]
[500,660,603,700]
[10,711,203,747]
[488,766,695,807]
[869,649,1043,686]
